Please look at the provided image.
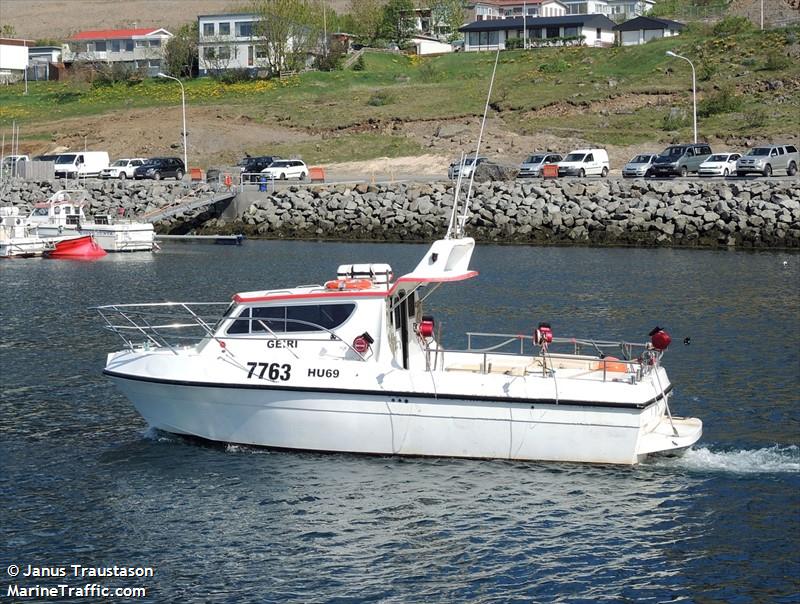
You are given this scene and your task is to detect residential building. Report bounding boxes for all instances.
[459,14,617,50]
[0,37,34,83]
[198,13,261,75]
[607,0,655,20]
[62,28,173,76]
[615,16,684,45]
[562,0,610,15]
[28,45,62,81]
[465,0,567,22]
[410,35,454,55]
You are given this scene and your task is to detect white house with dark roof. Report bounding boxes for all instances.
[459,14,617,51]
[62,28,172,76]
[465,0,567,22]
[607,0,655,19]
[0,37,34,83]
[614,16,684,45]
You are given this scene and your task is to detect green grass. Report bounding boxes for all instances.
[2,24,797,158]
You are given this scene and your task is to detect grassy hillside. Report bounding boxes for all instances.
[1,23,798,165]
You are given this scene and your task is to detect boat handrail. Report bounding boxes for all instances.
[92,302,370,361]
[465,331,648,357]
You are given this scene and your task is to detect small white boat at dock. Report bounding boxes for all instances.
[0,206,50,257]
[26,190,156,252]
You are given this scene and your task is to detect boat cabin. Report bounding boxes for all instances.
[26,190,89,228]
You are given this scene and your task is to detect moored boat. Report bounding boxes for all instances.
[0,206,49,258]
[46,234,107,259]
[26,190,156,252]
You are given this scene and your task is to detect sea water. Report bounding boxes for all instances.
[1,241,798,603]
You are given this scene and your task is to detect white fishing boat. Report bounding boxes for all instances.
[0,206,50,257]
[93,52,702,465]
[26,190,156,252]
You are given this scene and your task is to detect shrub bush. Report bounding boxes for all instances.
[763,50,791,71]
[712,16,753,36]
[367,91,394,106]
[213,68,254,83]
[352,55,366,71]
[662,107,689,131]
[538,58,570,73]
[698,86,742,117]
[744,109,767,128]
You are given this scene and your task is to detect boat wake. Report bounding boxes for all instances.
[649,444,799,474]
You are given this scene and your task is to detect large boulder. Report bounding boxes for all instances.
[472,162,519,182]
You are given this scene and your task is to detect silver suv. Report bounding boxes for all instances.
[736,145,798,177]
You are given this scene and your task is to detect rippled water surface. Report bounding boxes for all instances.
[1,242,798,603]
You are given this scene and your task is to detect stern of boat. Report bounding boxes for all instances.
[635,415,703,462]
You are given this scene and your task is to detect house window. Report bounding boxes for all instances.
[596,27,602,38]
[203,23,215,36]
[565,26,579,37]
[135,40,147,47]
[149,59,161,68]
[204,46,216,59]
[125,40,134,51]
[94,41,107,51]
[546,26,559,38]
[218,45,231,60]
[149,39,161,47]
[255,45,267,59]
[111,40,121,52]
[236,21,253,37]
[219,22,231,36]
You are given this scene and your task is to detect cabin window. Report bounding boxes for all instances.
[226,303,356,335]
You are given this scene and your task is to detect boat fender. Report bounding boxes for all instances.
[649,326,672,351]
[325,279,372,291]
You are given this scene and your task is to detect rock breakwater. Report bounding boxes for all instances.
[2,178,798,248]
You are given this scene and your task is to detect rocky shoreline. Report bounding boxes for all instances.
[2,178,799,248]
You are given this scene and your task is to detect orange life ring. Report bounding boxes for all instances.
[592,356,628,373]
[325,279,372,290]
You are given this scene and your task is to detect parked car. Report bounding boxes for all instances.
[239,156,280,182]
[736,145,798,177]
[133,157,185,180]
[448,155,488,180]
[518,153,563,178]
[260,159,308,181]
[622,154,658,178]
[557,149,609,177]
[54,151,110,178]
[650,143,712,177]
[101,158,146,179]
[698,153,741,177]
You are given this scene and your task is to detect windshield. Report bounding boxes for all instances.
[564,153,586,162]
[632,155,652,163]
[56,154,77,163]
[112,160,128,167]
[747,148,770,156]
[707,154,729,162]
[661,146,686,158]
[524,155,546,164]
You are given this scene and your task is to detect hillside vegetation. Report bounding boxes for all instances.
[1,23,798,166]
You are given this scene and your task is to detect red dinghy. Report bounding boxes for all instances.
[46,235,107,259]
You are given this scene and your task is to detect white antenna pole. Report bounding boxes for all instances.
[523,3,527,50]
[1,132,5,179]
[446,151,466,238]
[458,49,501,235]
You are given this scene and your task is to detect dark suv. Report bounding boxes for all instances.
[239,156,279,183]
[133,157,185,180]
[651,143,712,177]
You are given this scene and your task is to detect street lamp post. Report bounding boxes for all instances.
[666,51,697,144]
[157,72,188,174]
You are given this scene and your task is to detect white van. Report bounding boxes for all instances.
[54,151,110,179]
[557,148,610,177]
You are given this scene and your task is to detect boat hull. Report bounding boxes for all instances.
[34,224,155,252]
[106,371,701,465]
